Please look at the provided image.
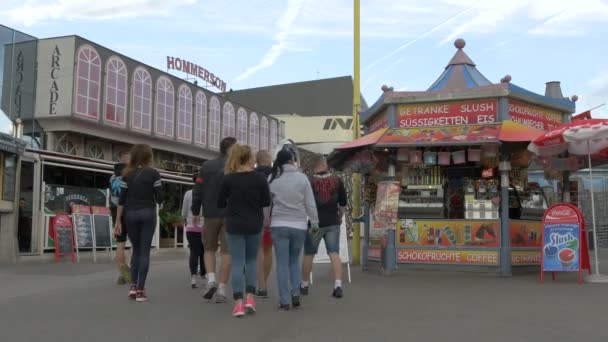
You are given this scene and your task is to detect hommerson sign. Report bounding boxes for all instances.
[166,56,226,92]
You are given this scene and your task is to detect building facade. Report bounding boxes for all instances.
[1,32,284,260]
[3,35,282,167]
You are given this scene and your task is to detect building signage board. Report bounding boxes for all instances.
[398,99,497,128]
[34,37,76,117]
[1,41,37,121]
[508,100,563,131]
[166,56,226,92]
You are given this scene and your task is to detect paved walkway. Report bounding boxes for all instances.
[1,251,607,342]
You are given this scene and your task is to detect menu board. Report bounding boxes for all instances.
[541,203,591,284]
[93,214,112,248]
[52,214,75,262]
[72,214,93,248]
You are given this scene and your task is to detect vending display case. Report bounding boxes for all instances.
[398,184,445,219]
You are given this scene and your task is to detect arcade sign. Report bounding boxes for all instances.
[166,56,226,92]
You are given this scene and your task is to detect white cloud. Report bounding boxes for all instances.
[364,5,476,73]
[0,112,13,134]
[3,0,197,26]
[234,0,306,82]
[573,70,608,118]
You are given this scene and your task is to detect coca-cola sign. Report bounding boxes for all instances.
[544,205,578,222]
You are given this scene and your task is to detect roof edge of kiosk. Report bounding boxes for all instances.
[361,38,576,125]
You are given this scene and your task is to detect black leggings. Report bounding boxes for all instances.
[126,207,156,289]
[186,232,206,276]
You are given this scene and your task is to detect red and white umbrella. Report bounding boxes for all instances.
[528,119,608,282]
[528,119,608,156]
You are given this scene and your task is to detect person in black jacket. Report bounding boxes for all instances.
[191,137,236,302]
[114,144,163,302]
[218,144,271,317]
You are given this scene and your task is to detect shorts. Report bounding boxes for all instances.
[110,206,128,243]
[203,217,229,254]
[304,225,340,256]
[262,228,273,248]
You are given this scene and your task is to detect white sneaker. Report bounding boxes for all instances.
[191,276,197,289]
[216,287,227,303]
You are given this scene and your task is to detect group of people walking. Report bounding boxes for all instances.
[112,137,348,317]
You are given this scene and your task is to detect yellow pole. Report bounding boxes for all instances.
[352,0,361,265]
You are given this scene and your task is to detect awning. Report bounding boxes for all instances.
[499,120,545,142]
[335,128,388,150]
[377,124,500,147]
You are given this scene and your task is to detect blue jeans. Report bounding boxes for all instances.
[304,225,341,256]
[271,227,307,305]
[226,233,262,300]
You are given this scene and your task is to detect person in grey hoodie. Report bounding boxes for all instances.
[268,148,319,310]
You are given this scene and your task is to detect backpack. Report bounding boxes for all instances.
[110,174,122,207]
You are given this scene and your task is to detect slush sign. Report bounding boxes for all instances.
[166,56,226,92]
[398,99,497,127]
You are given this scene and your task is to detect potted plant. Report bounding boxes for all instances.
[159,209,182,248]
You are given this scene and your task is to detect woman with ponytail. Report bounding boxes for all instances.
[268,148,319,310]
[217,144,271,317]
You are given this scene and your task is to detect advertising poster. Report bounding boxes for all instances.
[398,219,499,247]
[374,181,400,230]
[398,249,499,265]
[380,125,499,146]
[510,221,542,247]
[542,223,580,272]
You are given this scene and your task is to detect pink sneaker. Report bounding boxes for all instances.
[128,285,137,299]
[245,294,256,314]
[136,290,148,302]
[232,302,245,317]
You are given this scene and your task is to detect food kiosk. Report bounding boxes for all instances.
[337,39,577,274]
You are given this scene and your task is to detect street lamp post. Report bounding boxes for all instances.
[352,0,362,266]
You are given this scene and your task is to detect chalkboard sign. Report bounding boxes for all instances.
[93,214,112,248]
[52,214,75,262]
[73,214,93,248]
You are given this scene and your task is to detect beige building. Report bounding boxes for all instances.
[226,76,366,155]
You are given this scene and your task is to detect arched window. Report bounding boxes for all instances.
[194,92,207,146]
[177,85,193,142]
[104,57,127,125]
[75,45,101,119]
[155,77,174,137]
[222,102,236,138]
[222,102,235,138]
[86,143,105,159]
[236,108,248,144]
[209,96,221,150]
[249,112,259,152]
[132,67,152,132]
[57,140,78,155]
[260,116,269,151]
[270,120,278,150]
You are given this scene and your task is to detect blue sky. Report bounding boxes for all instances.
[2,0,608,133]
